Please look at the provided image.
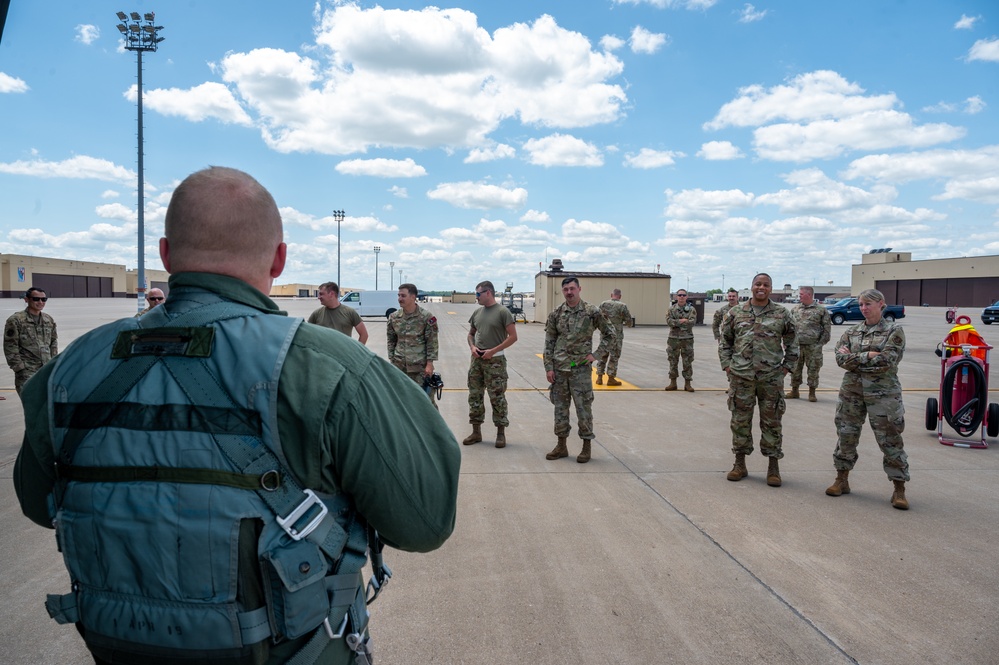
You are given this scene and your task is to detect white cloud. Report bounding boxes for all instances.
[697,141,744,160]
[562,219,647,249]
[279,207,398,232]
[611,0,719,9]
[965,96,987,114]
[623,148,682,168]
[600,35,626,51]
[132,82,253,125]
[969,38,999,62]
[664,188,755,220]
[101,190,120,199]
[335,158,427,178]
[523,133,603,167]
[521,209,551,223]
[389,186,408,198]
[94,203,135,222]
[738,4,768,23]
[630,26,669,54]
[0,155,135,184]
[955,15,980,30]
[427,181,528,209]
[75,24,100,45]
[0,72,29,93]
[465,144,516,163]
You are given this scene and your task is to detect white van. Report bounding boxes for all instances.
[339,290,399,317]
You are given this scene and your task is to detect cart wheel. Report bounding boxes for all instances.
[925,397,938,431]
[988,403,999,438]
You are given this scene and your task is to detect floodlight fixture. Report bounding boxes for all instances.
[116,23,127,33]
[130,12,140,20]
[116,11,127,20]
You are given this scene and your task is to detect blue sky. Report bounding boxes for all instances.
[2,0,998,294]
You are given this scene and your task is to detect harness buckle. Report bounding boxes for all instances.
[323,613,349,639]
[276,489,328,541]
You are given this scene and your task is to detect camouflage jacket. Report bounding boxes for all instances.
[387,306,439,371]
[719,300,798,379]
[544,300,616,372]
[4,310,58,373]
[599,299,632,334]
[666,303,696,339]
[712,303,734,340]
[791,302,832,346]
[834,318,905,390]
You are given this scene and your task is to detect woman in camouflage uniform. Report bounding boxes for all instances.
[827,288,910,510]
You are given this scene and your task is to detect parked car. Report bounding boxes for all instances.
[981,300,999,325]
[339,290,399,317]
[825,297,906,325]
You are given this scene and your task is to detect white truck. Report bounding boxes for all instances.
[339,290,399,317]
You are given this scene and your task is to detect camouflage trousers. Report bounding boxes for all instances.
[790,343,823,388]
[833,380,909,481]
[595,335,624,378]
[667,337,694,380]
[13,367,38,396]
[467,355,509,427]
[728,373,786,458]
[395,362,438,410]
[552,365,594,440]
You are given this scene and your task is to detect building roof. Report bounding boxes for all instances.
[536,271,670,279]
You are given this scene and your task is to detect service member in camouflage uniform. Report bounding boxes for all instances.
[4,286,58,396]
[786,285,832,402]
[387,283,439,406]
[719,273,798,487]
[595,288,632,386]
[665,289,696,392]
[463,280,518,448]
[826,288,911,510]
[134,287,166,318]
[543,276,616,463]
[712,288,739,341]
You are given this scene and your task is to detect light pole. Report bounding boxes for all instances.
[399,268,403,287]
[115,11,164,313]
[389,261,395,290]
[332,209,345,286]
[373,246,381,290]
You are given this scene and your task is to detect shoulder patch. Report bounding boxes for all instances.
[428,316,438,330]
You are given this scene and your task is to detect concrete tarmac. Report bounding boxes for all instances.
[1,297,997,664]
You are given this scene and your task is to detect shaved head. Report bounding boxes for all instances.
[162,166,284,291]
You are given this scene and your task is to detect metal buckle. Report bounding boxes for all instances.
[365,564,392,605]
[323,613,349,639]
[276,489,328,541]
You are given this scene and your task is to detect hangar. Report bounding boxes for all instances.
[851,250,999,307]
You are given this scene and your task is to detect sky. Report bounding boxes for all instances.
[2,0,999,295]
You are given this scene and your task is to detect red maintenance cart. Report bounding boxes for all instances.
[925,314,999,448]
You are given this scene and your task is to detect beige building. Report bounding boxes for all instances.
[125,268,170,296]
[0,253,127,298]
[534,266,671,325]
[852,251,999,307]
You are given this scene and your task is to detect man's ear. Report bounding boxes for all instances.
[270,242,287,279]
[159,238,171,273]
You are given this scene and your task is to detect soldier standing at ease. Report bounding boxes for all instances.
[388,283,439,405]
[463,280,518,448]
[719,273,798,487]
[595,288,632,386]
[826,288,911,510]
[4,286,58,396]
[134,287,166,318]
[665,289,696,392]
[712,288,739,341]
[308,281,369,345]
[543,276,616,464]
[787,285,832,402]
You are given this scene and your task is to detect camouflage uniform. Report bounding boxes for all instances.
[832,319,909,481]
[719,301,798,458]
[595,298,632,379]
[712,303,735,341]
[666,302,696,381]
[544,300,616,440]
[387,306,439,404]
[467,303,515,427]
[790,302,832,388]
[4,309,58,395]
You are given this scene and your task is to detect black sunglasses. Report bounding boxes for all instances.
[30,296,48,302]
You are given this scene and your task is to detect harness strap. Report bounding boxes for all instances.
[55,463,274,491]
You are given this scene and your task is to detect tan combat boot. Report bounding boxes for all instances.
[595,374,603,385]
[664,378,678,391]
[462,423,482,445]
[727,453,748,481]
[786,384,800,399]
[766,457,782,487]
[606,377,622,386]
[546,437,568,460]
[495,426,506,449]
[808,387,817,402]
[576,440,591,464]
[825,469,850,496]
[684,380,695,392]
[891,480,909,510]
